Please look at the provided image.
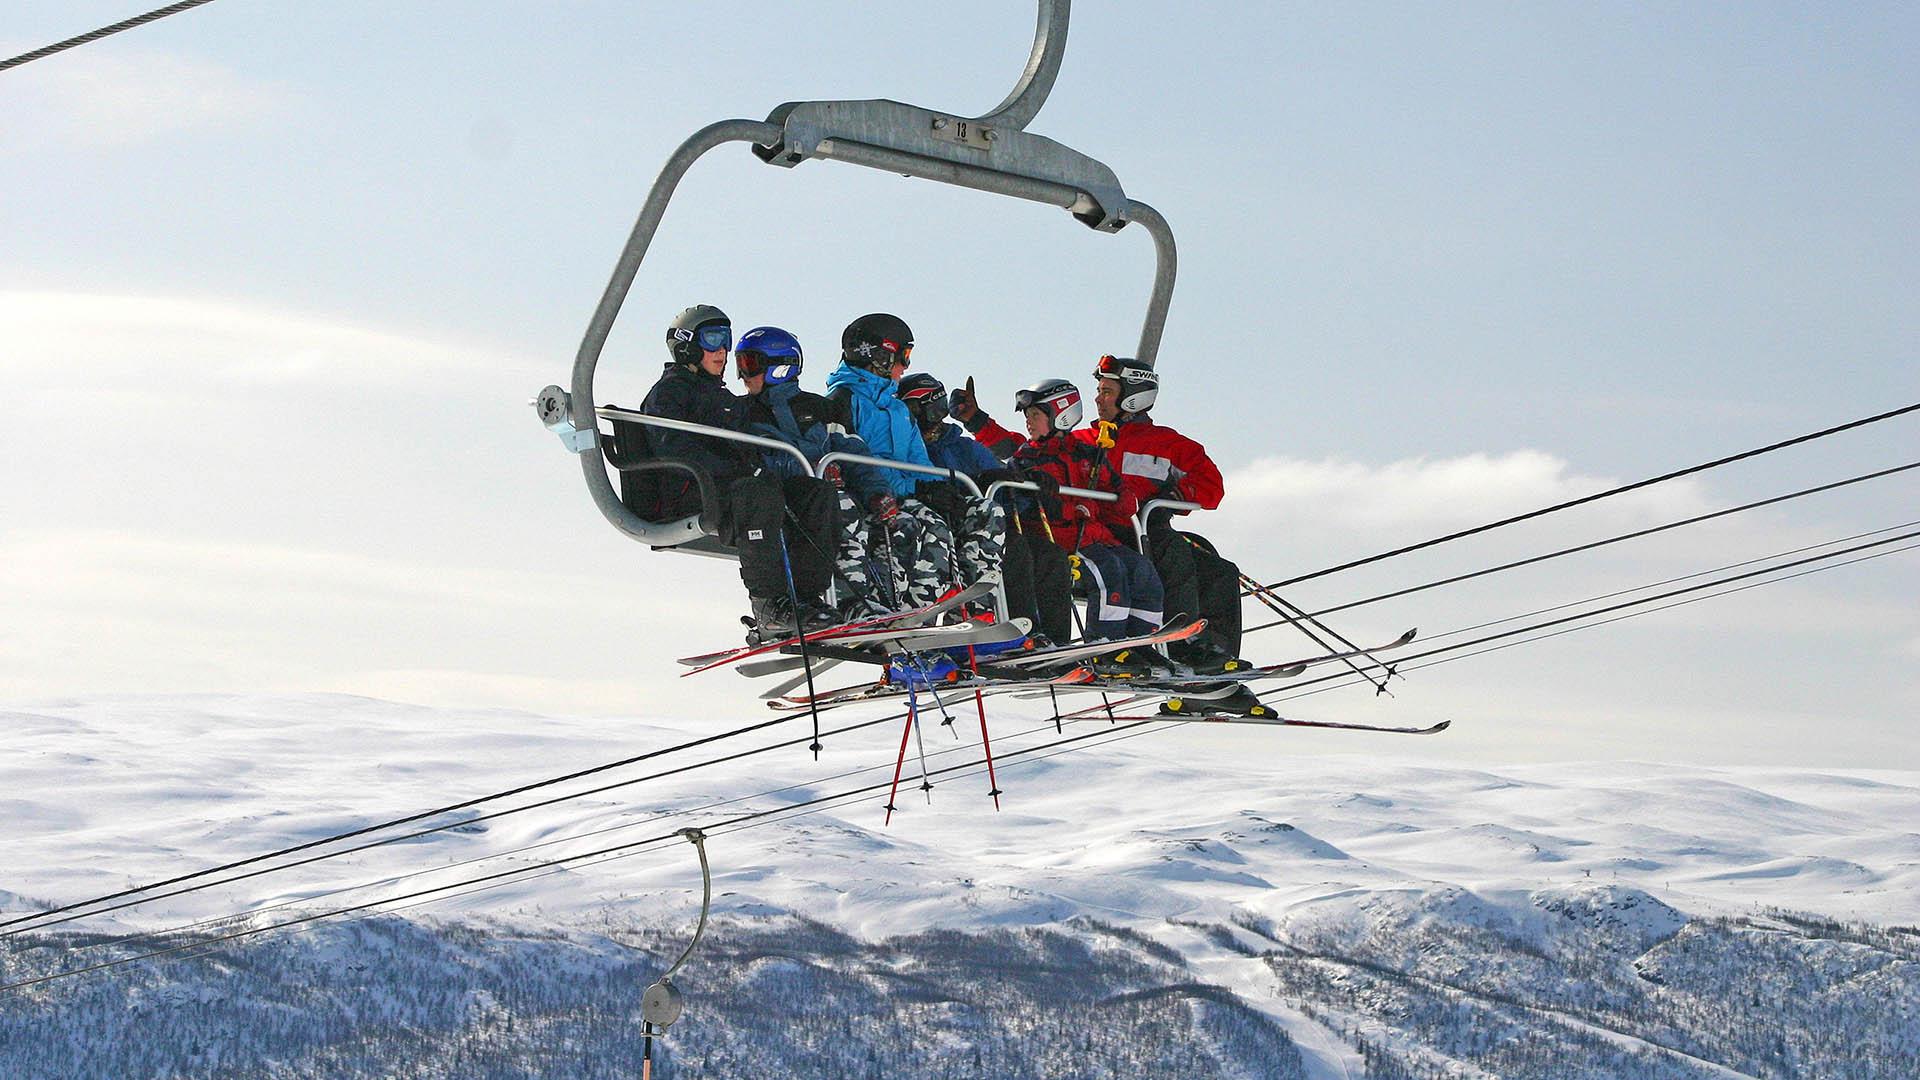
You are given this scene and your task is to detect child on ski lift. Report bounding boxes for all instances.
[638,305,839,638]
[734,325,894,621]
[968,378,1166,675]
[896,371,1069,645]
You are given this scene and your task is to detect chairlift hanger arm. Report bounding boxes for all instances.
[546,1,1176,548]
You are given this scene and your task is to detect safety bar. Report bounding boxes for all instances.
[981,478,1120,505]
[595,406,815,478]
[815,451,984,499]
[1134,497,1205,556]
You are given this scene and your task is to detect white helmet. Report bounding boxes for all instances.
[1094,354,1158,414]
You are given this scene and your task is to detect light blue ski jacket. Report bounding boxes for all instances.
[824,362,936,498]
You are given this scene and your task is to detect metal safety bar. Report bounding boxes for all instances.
[981,478,1120,506]
[595,405,815,477]
[815,451,984,499]
[1135,498,1205,556]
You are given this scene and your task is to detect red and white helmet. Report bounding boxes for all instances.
[1014,378,1084,432]
[1093,354,1158,414]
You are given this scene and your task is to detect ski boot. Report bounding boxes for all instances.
[886,652,962,687]
[798,599,841,634]
[1159,685,1276,718]
[1171,640,1251,677]
[745,596,797,644]
[1086,646,1170,681]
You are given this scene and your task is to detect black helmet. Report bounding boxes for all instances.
[840,312,914,373]
[1093,354,1157,414]
[895,372,949,428]
[666,304,730,367]
[1014,378,1084,433]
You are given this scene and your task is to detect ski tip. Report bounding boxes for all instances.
[1428,719,1452,733]
[1399,627,1419,644]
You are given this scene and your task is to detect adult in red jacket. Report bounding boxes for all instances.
[1076,355,1244,670]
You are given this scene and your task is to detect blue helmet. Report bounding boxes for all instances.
[735,326,803,386]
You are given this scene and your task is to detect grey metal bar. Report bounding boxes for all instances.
[1135,497,1205,555]
[594,406,814,478]
[1122,200,1176,368]
[816,451,984,499]
[811,137,1088,211]
[981,478,1119,505]
[976,0,1069,132]
[570,119,782,543]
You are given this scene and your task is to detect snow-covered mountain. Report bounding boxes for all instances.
[3,694,1916,1078]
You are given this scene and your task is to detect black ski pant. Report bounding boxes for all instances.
[724,474,837,605]
[1003,519,1073,644]
[1144,518,1242,656]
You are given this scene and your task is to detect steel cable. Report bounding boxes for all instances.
[1246,402,1919,592]
[1244,460,1920,633]
[0,0,219,73]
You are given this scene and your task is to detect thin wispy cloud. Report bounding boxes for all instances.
[0,48,290,149]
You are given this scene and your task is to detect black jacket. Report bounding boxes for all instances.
[639,363,754,482]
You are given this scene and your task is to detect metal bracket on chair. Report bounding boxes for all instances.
[535,385,598,453]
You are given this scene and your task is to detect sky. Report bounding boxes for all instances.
[2,2,1915,767]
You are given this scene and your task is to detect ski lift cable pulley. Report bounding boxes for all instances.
[639,827,711,1045]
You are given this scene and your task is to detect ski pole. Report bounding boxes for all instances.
[778,516,828,756]
[1233,563,1395,694]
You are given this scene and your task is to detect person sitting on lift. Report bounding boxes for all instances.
[640,305,838,639]
[897,372,1068,646]
[1085,355,1245,673]
[735,325,893,622]
[822,313,968,609]
[969,379,1166,675]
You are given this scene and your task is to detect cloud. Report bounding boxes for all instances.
[1220,450,1709,534]
[1,48,289,149]
[0,291,545,391]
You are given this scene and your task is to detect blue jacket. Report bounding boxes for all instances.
[745,382,884,497]
[923,420,1002,478]
[824,362,937,498]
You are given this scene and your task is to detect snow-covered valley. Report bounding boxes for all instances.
[3,694,1916,1078]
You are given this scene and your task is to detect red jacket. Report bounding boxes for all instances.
[1073,414,1225,514]
[975,418,1135,548]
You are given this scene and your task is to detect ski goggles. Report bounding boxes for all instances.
[899,386,949,424]
[880,339,914,366]
[737,350,802,381]
[672,323,733,353]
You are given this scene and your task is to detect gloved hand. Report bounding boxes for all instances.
[975,466,1019,486]
[866,492,902,522]
[823,463,845,490]
[1026,470,1061,500]
[1069,500,1093,521]
[949,376,988,431]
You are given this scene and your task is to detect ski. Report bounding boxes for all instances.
[1028,627,1421,693]
[1116,712,1452,735]
[677,578,998,675]
[771,659,1090,711]
[982,618,1208,671]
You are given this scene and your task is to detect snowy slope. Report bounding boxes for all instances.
[3,694,1917,1078]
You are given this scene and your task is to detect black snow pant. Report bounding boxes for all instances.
[1003,518,1073,644]
[724,474,837,605]
[1144,517,1242,657]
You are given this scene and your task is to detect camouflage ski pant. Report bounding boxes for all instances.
[833,490,1005,612]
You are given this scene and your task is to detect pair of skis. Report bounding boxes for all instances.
[676,578,1000,676]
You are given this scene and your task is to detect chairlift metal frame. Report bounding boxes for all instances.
[536,0,1182,553]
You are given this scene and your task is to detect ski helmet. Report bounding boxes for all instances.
[840,313,914,374]
[895,372,949,428]
[735,326,804,386]
[666,304,731,367]
[1014,378,1083,433]
[1093,354,1157,414]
